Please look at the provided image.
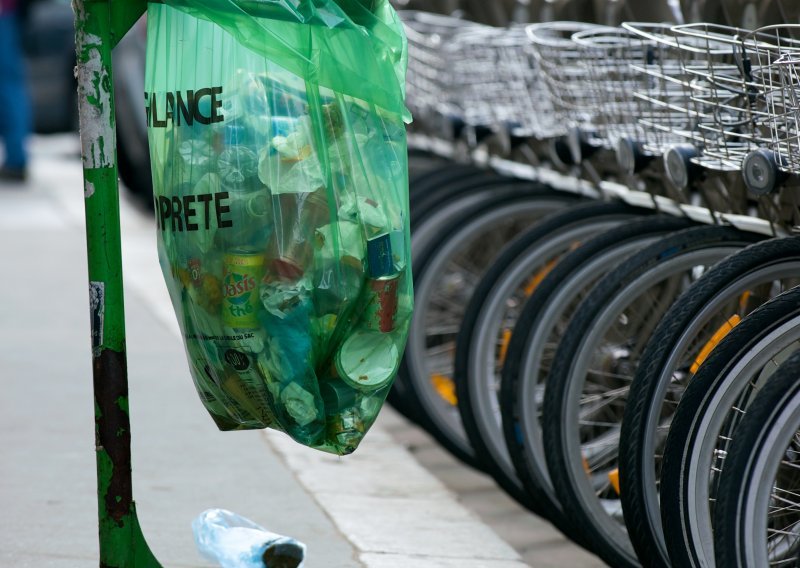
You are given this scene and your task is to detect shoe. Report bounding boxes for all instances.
[0,166,27,183]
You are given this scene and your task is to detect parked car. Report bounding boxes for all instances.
[22,0,153,208]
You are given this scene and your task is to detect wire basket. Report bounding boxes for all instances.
[621,22,699,156]
[526,21,606,139]
[743,25,800,175]
[571,26,653,151]
[671,23,773,171]
[401,11,482,126]
[447,25,541,136]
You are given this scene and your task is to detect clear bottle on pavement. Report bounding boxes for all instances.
[192,508,306,568]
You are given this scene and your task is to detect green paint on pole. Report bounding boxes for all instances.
[74,0,160,566]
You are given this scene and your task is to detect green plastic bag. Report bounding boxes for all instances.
[145,0,412,455]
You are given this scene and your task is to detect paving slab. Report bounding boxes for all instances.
[378,410,607,567]
[359,553,530,567]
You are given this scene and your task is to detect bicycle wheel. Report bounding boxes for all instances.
[496,216,695,537]
[454,201,653,512]
[409,162,487,203]
[660,285,800,568]
[408,150,448,180]
[543,225,761,568]
[411,174,533,229]
[403,190,579,469]
[619,236,800,568]
[713,348,800,568]
[390,182,568,423]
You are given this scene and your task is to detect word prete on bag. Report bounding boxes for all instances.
[156,192,234,232]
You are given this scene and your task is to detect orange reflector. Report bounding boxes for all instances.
[522,243,581,297]
[582,454,590,475]
[609,468,621,495]
[739,290,751,312]
[523,258,559,297]
[498,328,513,366]
[431,373,458,406]
[690,314,741,374]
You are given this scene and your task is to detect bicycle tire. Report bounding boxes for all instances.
[394,182,562,422]
[495,215,695,544]
[409,162,487,201]
[409,164,498,213]
[386,173,552,423]
[408,151,448,179]
[403,189,579,470]
[454,202,656,507]
[713,348,800,568]
[543,225,760,568]
[660,285,800,568]
[411,174,532,230]
[619,236,800,568]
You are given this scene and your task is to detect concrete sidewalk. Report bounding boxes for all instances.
[0,136,530,568]
[1,135,604,568]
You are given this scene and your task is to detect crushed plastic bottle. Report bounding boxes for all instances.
[193,509,306,568]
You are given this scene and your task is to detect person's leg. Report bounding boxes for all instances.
[0,12,32,175]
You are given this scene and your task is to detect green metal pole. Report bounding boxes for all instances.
[73,1,161,565]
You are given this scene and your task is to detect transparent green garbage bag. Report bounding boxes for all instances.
[145,0,412,455]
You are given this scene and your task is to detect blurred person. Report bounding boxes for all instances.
[0,0,32,182]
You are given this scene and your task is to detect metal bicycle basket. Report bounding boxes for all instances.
[671,23,774,172]
[526,21,606,140]
[570,26,654,156]
[401,11,482,129]
[447,25,540,137]
[743,25,800,178]
[621,22,700,158]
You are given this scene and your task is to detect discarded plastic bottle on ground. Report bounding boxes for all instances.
[193,508,306,568]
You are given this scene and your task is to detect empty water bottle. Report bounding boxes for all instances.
[192,508,306,568]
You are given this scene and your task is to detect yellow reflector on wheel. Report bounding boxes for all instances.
[690,314,741,374]
[523,257,559,297]
[431,373,458,406]
[498,328,513,366]
[609,468,621,495]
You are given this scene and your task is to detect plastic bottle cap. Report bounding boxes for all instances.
[335,331,398,391]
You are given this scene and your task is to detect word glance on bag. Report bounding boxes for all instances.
[145,87,225,127]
